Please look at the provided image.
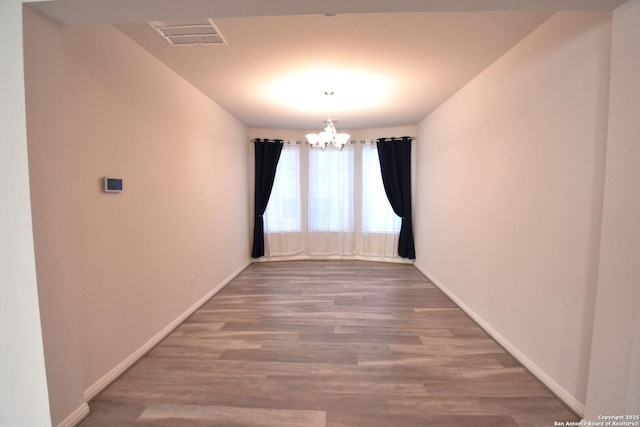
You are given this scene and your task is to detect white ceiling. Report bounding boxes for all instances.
[30,0,625,130]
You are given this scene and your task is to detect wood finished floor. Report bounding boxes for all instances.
[80,260,578,427]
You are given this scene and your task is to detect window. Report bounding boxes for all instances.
[264,144,300,232]
[308,145,354,232]
[362,143,401,233]
[261,140,404,259]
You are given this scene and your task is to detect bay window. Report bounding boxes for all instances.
[263,141,402,259]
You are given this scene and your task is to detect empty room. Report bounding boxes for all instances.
[2,0,639,426]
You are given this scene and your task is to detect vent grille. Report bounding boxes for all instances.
[147,19,227,46]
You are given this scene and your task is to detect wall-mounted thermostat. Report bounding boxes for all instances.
[103,177,123,193]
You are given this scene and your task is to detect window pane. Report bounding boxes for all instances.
[362,144,401,233]
[264,145,300,232]
[308,145,354,232]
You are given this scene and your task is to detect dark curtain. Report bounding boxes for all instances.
[376,136,416,259]
[251,139,284,258]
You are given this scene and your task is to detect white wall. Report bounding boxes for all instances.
[585,0,640,418]
[0,2,52,426]
[23,7,250,425]
[414,12,611,414]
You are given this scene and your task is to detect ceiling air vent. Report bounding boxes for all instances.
[147,19,227,46]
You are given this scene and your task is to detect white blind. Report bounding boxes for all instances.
[362,144,401,233]
[308,144,354,232]
[264,144,300,232]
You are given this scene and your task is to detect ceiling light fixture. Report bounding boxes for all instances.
[306,91,351,151]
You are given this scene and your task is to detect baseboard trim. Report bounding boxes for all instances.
[252,254,414,265]
[83,260,251,402]
[413,262,586,418]
[57,403,89,427]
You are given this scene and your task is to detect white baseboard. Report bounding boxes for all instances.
[83,260,251,402]
[252,254,414,264]
[413,262,586,418]
[57,403,89,427]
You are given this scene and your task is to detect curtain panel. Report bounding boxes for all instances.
[307,144,355,255]
[251,139,284,258]
[376,136,416,259]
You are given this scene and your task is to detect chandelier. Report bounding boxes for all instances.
[305,91,351,150]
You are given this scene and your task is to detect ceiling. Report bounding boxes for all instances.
[30,0,625,130]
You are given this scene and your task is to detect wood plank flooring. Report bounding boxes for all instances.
[80,260,579,426]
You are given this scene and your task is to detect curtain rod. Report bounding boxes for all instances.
[252,137,415,145]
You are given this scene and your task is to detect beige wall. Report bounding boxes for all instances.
[0,2,52,426]
[23,8,86,425]
[585,0,640,418]
[414,12,611,414]
[23,7,250,425]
